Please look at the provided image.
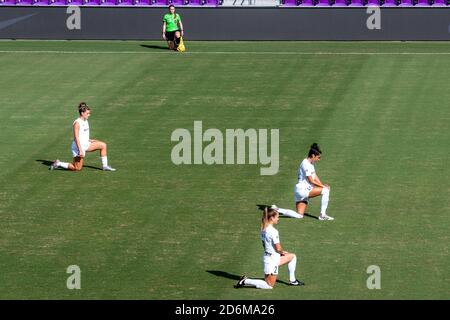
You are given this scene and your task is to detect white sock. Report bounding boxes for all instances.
[58,162,69,169]
[244,279,273,289]
[101,156,108,167]
[278,208,303,219]
[288,255,297,282]
[320,187,330,216]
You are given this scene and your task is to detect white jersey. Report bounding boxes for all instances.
[260,225,280,257]
[297,158,315,189]
[73,118,90,149]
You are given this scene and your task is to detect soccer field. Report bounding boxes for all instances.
[0,40,449,299]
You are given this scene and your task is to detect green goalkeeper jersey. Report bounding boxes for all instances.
[163,13,182,32]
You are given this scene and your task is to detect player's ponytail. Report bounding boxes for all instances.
[261,207,278,231]
[308,142,322,157]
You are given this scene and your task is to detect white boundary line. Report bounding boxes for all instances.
[0,50,450,55]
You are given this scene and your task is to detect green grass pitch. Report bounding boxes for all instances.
[0,40,449,299]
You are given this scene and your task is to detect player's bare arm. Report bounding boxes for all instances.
[73,121,84,157]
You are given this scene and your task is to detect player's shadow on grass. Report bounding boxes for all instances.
[140,44,168,51]
[207,270,241,281]
[256,204,319,220]
[36,160,102,171]
[206,270,291,286]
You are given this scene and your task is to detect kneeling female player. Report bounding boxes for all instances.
[234,207,304,289]
[162,5,184,51]
[276,142,334,221]
[50,102,116,172]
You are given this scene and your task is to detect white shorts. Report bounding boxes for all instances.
[294,183,312,203]
[263,254,280,275]
[71,141,90,158]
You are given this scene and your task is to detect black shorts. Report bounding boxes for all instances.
[165,30,179,41]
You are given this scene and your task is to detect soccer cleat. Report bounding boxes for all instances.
[319,214,335,221]
[289,279,305,286]
[102,166,116,171]
[49,159,60,170]
[234,275,247,289]
[270,204,279,211]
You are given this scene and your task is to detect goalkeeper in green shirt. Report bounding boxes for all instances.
[162,5,184,51]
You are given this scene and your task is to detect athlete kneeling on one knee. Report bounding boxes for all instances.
[234,207,304,289]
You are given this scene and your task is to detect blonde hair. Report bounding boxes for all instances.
[261,207,278,231]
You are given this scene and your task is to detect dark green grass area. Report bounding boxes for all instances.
[0,41,449,299]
